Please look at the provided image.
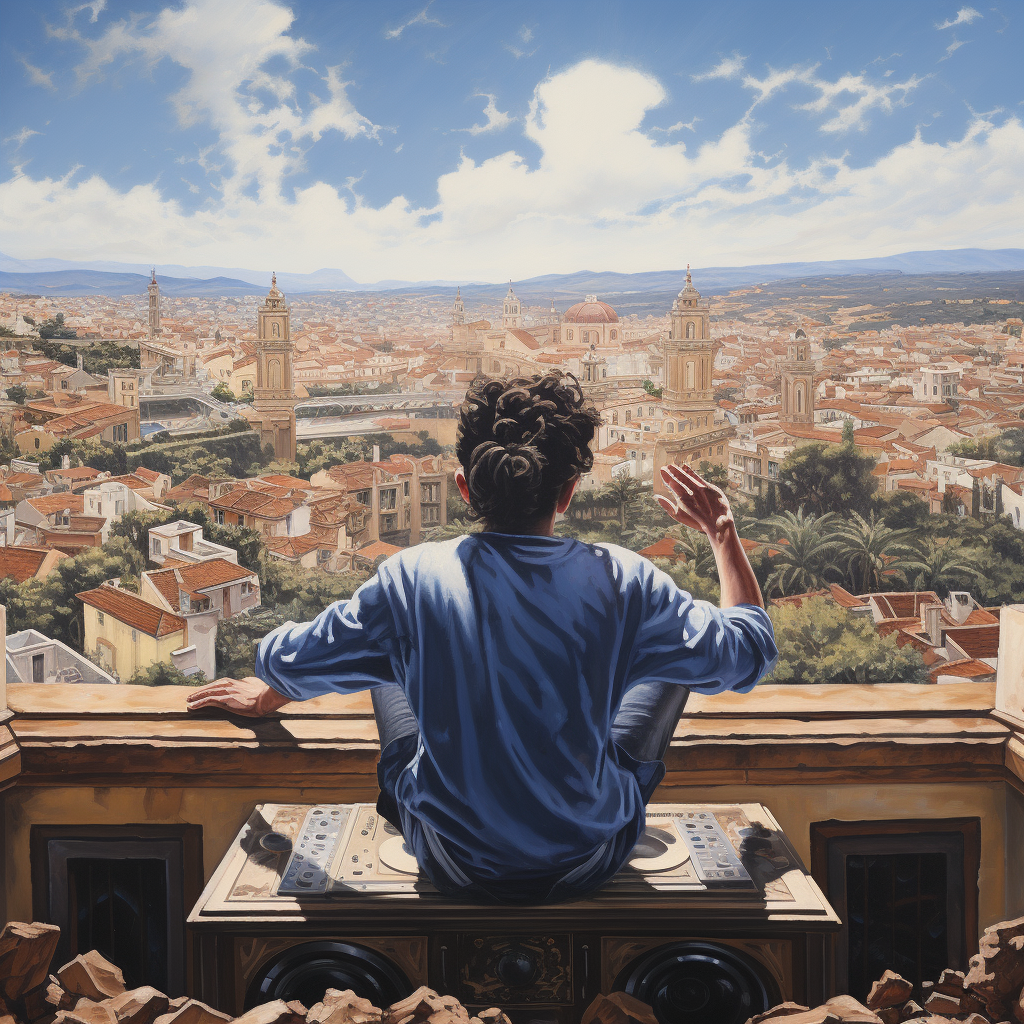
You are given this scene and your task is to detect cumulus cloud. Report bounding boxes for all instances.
[45,0,382,203]
[455,94,513,135]
[650,118,700,133]
[384,4,444,40]
[936,6,982,28]
[691,55,745,82]
[20,59,56,91]
[1,53,1021,281]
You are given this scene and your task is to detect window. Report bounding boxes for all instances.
[31,825,202,995]
[355,490,371,506]
[810,818,979,1005]
[131,630,137,644]
[625,411,631,423]
[403,481,410,497]
[686,362,695,389]
[96,611,104,626]
[686,322,695,339]
[421,482,440,503]
[718,446,724,455]
[666,422,674,432]
[214,509,225,525]
[379,488,397,511]
[422,505,440,524]
[32,654,44,683]
[35,438,40,449]
[567,330,573,340]
[380,513,398,533]
[610,330,617,340]
[933,385,938,395]
[612,412,618,425]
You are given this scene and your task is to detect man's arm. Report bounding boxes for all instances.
[186,676,292,717]
[656,464,763,609]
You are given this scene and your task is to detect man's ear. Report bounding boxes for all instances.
[556,475,579,514]
[454,467,472,505]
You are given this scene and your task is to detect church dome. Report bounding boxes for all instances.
[563,295,619,324]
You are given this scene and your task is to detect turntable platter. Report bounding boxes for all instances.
[627,826,691,873]
[378,835,421,876]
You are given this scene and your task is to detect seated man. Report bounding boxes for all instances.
[187,371,777,904]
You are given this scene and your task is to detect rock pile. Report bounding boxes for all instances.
[0,923,657,1024]
[746,914,1024,1024]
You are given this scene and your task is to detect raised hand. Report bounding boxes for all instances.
[185,676,292,717]
[656,464,735,546]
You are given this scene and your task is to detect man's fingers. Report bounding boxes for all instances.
[660,466,693,498]
[655,495,704,533]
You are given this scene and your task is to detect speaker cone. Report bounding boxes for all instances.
[615,941,771,1024]
[246,941,412,1010]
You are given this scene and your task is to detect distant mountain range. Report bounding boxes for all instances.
[1,248,1022,299]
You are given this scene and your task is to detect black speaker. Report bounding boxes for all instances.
[614,941,772,1024]
[245,940,413,1010]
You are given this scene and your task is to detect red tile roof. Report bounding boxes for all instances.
[0,546,64,583]
[78,585,186,637]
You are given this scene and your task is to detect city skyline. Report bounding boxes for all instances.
[1,0,1022,280]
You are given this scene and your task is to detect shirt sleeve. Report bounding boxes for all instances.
[628,563,778,694]
[254,573,398,700]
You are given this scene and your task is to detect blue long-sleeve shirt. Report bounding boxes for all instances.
[255,533,777,888]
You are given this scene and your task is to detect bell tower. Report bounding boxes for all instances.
[780,329,815,425]
[663,266,715,411]
[147,268,161,339]
[502,282,522,330]
[252,273,296,461]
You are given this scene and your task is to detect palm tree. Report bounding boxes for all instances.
[601,474,643,528]
[759,509,843,597]
[672,529,717,577]
[908,540,985,598]
[832,511,921,594]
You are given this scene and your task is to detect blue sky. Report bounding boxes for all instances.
[1,0,1021,281]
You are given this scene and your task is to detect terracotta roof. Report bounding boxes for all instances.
[175,558,256,593]
[930,658,996,681]
[133,466,164,483]
[354,541,403,562]
[146,568,182,610]
[563,300,619,324]
[26,493,86,516]
[78,585,186,638]
[944,624,1001,659]
[638,536,684,561]
[265,534,325,558]
[0,546,63,583]
[506,329,542,350]
[5,473,49,487]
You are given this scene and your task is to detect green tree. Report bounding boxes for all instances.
[907,540,985,599]
[841,419,855,444]
[5,539,143,650]
[697,460,728,488]
[777,441,877,516]
[759,509,841,597]
[671,529,717,578]
[767,596,930,684]
[832,511,921,593]
[37,313,77,340]
[601,475,643,526]
[653,557,720,604]
[129,663,207,687]
[5,383,28,404]
[210,382,236,403]
[872,489,930,531]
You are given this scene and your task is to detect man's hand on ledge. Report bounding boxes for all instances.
[185,677,292,717]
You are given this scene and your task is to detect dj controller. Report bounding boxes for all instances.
[189,802,839,1024]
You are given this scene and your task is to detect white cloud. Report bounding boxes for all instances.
[650,118,701,134]
[4,128,41,150]
[46,0,381,203]
[1,55,1021,281]
[740,63,924,133]
[20,59,56,91]
[691,55,745,82]
[180,177,201,194]
[940,37,969,60]
[936,6,982,28]
[455,94,513,135]
[384,4,444,40]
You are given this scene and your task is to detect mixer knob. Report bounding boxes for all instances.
[496,950,537,988]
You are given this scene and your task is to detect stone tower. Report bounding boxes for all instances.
[450,287,465,341]
[252,273,296,461]
[653,265,733,497]
[663,266,715,413]
[147,268,161,339]
[502,282,522,330]
[780,329,815,425]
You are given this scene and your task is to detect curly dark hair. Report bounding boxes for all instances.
[456,371,603,532]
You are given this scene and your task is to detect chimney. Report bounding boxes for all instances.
[921,604,943,648]
[995,605,1024,727]
[62,455,71,470]
[77,352,83,371]
[372,444,380,463]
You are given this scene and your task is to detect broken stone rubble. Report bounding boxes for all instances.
[747,913,1024,1024]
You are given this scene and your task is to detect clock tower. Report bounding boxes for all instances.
[251,274,296,461]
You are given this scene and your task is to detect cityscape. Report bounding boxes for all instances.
[1,1,1023,1022]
